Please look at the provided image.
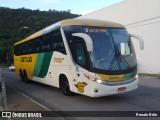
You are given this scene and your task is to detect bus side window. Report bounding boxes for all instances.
[22,44,26,54]
[41,29,66,54]
[43,31,55,52]
[49,35,55,51]
[27,41,33,54]
[53,30,66,54]
[34,40,39,53]
[34,37,42,53]
[24,44,28,54]
[42,35,49,52]
[18,45,22,55]
[42,42,49,52]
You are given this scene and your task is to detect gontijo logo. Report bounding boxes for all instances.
[20,56,32,62]
[53,57,64,63]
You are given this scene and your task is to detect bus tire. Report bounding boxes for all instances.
[23,70,29,83]
[59,75,73,96]
[20,69,24,82]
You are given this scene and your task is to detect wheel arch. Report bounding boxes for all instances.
[59,73,67,88]
[58,73,73,90]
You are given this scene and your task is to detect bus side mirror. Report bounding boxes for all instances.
[72,33,93,52]
[130,34,144,50]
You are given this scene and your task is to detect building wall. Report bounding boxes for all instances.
[79,0,160,74]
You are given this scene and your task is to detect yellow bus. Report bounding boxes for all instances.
[14,19,144,97]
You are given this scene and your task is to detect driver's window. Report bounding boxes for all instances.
[74,37,87,68]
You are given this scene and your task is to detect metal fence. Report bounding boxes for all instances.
[0,69,8,111]
[0,69,12,120]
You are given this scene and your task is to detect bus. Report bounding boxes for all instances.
[14,19,144,97]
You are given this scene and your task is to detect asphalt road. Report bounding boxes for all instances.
[1,69,160,120]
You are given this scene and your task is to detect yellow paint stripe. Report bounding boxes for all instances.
[61,19,124,28]
[97,74,124,82]
[53,60,62,63]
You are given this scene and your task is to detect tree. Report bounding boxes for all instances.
[0,7,80,65]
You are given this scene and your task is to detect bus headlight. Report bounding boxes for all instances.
[96,79,108,85]
[84,74,108,85]
[96,79,103,84]
[134,74,139,79]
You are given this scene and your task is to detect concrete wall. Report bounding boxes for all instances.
[79,0,160,74]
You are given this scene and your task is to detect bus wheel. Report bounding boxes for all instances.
[60,76,73,96]
[23,71,29,83]
[20,70,24,82]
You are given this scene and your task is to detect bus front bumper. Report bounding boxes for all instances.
[90,78,139,97]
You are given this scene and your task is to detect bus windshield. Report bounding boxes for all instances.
[63,26,137,74]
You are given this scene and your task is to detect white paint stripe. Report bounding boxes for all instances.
[9,86,51,111]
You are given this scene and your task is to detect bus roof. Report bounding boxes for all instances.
[61,18,124,28]
[14,18,124,46]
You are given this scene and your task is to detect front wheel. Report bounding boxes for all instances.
[60,77,73,96]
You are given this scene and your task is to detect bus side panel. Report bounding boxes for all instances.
[51,52,75,89]
[14,54,37,80]
[33,52,53,78]
[31,52,67,88]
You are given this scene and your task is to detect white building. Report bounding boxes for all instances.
[79,0,160,74]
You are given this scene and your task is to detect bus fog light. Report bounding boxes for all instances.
[94,89,98,93]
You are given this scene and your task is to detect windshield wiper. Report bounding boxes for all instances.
[108,54,118,70]
[115,44,132,70]
[94,58,106,70]
[108,44,132,71]
[96,58,105,64]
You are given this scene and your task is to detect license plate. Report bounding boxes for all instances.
[118,87,126,92]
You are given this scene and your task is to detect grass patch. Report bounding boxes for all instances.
[139,73,160,79]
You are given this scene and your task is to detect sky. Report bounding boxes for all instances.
[0,0,124,15]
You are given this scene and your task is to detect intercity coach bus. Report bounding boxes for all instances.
[14,19,144,97]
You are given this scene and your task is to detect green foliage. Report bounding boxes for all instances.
[0,7,80,64]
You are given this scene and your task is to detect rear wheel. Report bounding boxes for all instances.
[59,76,73,96]
[23,70,30,83]
[20,70,24,82]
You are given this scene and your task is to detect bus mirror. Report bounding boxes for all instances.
[72,33,93,52]
[130,34,144,50]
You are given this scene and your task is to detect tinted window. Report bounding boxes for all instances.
[74,37,87,68]
[53,30,66,54]
[34,37,42,53]
[14,29,66,56]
